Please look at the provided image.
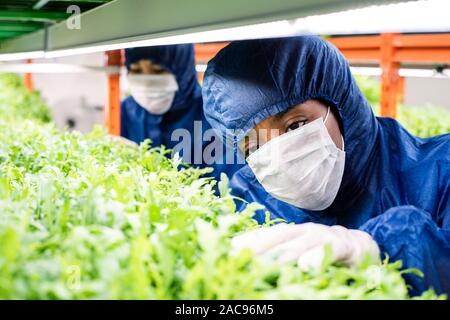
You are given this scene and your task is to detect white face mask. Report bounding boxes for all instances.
[247,107,345,211]
[128,74,179,115]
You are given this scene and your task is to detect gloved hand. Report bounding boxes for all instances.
[232,223,380,270]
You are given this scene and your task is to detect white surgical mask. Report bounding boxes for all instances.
[128,74,178,115]
[247,107,345,211]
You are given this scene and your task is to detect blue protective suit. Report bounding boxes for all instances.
[122,44,242,181]
[202,36,450,296]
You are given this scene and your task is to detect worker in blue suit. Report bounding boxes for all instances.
[202,36,450,296]
[121,44,242,182]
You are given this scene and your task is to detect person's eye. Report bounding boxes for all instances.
[286,120,306,132]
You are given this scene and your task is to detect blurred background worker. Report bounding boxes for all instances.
[202,36,450,296]
[122,44,242,182]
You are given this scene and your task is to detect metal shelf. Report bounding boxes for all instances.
[0,0,397,56]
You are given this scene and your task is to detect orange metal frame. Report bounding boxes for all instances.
[105,50,122,135]
[195,33,450,118]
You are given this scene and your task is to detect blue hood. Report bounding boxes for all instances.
[125,44,201,113]
[202,36,450,296]
[203,36,379,209]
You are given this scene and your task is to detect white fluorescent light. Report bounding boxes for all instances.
[43,44,125,59]
[0,51,45,62]
[0,63,120,74]
[41,0,450,59]
[350,67,382,77]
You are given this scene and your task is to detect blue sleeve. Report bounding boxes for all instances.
[361,205,450,296]
[120,100,128,138]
